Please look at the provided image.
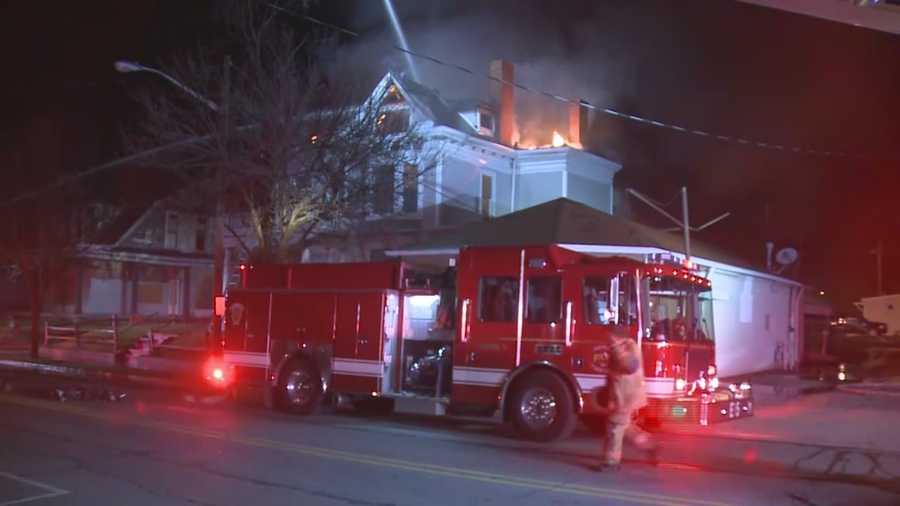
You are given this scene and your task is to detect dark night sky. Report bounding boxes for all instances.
[2,0,899,311]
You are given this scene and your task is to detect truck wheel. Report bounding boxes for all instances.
[277,359,321,415]
[509,370,576,442]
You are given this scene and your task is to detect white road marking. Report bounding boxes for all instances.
[0,472,70,506]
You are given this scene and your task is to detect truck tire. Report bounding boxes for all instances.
[277,358,322,415]
[509,370,576,442]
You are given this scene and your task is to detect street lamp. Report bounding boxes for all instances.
[114,60,219,112]
[116,58,228,347]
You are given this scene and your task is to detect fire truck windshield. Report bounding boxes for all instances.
[643,277,714,343]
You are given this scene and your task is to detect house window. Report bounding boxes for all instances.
[526,276,562,324]
[402,164,418,213]
[479,110,495,133]
[384,84,403,104]
[195,217,208,252]
[374,165,395,214]
[165,211,179,249]
[480,173,493,217]
[479,276,519,322]
[376,110,409,134]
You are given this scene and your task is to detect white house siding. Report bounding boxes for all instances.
[190,265,214,318]
[492,169,513,216]
[515,172,564,210]
[83,278,123,314]
[566,174,612,214]
[709,268,795,377]
[441,156,483,212]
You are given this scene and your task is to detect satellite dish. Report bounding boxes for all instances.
[775,247,799,266]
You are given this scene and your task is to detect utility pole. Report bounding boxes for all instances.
[626,186,729,266]
[681,187,691,262]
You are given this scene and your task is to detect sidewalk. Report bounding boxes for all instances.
[642,377,900,490]
[0,340,207,392]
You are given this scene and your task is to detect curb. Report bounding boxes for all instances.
[0,359,199,393]
[838,384,900,397]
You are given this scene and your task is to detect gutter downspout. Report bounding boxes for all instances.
[510,157,518,213]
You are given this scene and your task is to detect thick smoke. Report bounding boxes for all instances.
[331,1,639,147]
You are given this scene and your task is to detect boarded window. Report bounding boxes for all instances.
[479,276,519,322]
[526,276,562,323]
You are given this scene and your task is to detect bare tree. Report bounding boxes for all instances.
[0,115,96,357]
[127,0,430,263]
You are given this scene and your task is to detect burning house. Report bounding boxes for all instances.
[283,59,621,264]
[222,59,807,377]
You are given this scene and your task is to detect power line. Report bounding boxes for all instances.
[268,2,898,163]
[0,136,207,208]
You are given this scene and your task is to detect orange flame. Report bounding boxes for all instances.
[551,130,566,147]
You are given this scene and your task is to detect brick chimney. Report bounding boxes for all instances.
[568,99,589,149]
[489,59,516,146]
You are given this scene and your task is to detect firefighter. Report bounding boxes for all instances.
[597,332,658,471]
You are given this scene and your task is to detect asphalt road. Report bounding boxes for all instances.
[0,379,896,506]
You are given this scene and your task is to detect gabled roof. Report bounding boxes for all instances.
[411,198,753,269]
[375,73,478,136]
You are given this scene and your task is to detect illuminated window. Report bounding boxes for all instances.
[377,110,409,134]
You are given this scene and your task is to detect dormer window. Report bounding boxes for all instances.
[477,107,495,137]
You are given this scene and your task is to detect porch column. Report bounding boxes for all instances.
[120,263,129,316]
[74,264,83,315]
[130,264,140,315]
[182,267,191,319]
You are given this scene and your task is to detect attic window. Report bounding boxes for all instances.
[384,84,403,104]
[479,110,495,133]
[377,110,409,134]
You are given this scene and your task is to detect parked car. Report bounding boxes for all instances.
[830,315,887,336]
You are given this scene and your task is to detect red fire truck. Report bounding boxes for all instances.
[207,244,751,441]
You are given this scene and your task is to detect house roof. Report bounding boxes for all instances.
[410,197,754,269]
[389,74,479,136]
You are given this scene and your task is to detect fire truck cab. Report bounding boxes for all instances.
[212,244,751,442]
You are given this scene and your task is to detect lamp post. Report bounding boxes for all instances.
[114,60,219,112]
[115,59,227,345]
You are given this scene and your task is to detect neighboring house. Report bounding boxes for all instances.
[46,201,214,319]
